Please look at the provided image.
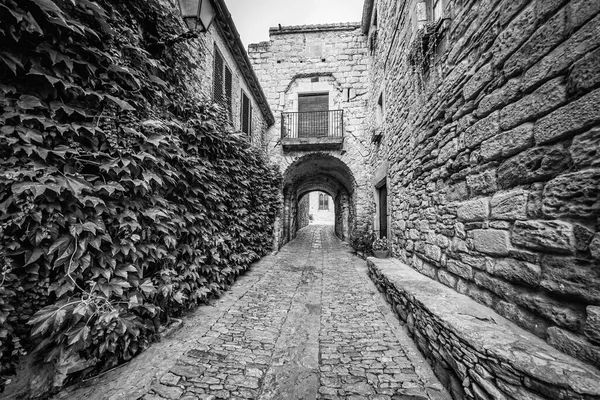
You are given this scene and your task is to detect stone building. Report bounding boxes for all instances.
[173,0,274,146]
[248,23,372,245]
[249,0,600,398]
[362,0,600,398]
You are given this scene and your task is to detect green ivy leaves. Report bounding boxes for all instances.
[0,0,281,392]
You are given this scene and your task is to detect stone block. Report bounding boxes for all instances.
[569,0,600,31]
[512,220,574,253]
[423,244,442,262]
[591,234,600,259]
[585,306,600,345]
[516,292,583,331]
[490,189,528,220]
[493,258,540,287]
[573,224,594,252]
[523,13,600,92]
[480,123,534,162]
[473,229,510,256]
[447,181,469,201]
[464,111,500,149]
[474,271,516,300]
[463,62,494,100]
[568,47,600,95]
[413,257,438,279]
[541,256,600,303]
[497,379,547,400]
[547,327,600,367]
[491,3,537,66]
[438,138,459,164]
[570,127,600,168]
[534,87,600,145]
[477,78,521,117]
[494,301,548,339]
[500,77,567,131]
[447,259,473,280]
[438,270,458,289]
[542,169,600,219]
[466,284,497,308]
[467,170,498,195]
[504,8,568,77]
[456,198,490,222]
[497,143,571,189]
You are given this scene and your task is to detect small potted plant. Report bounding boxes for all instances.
[372,237,390,258]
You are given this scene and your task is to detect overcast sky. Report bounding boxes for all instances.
[225,0,366,48]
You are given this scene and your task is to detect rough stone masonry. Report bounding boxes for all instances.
[364,0,600,371]
[248,0,600,398]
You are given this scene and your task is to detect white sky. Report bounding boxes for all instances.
[225,0,366,48]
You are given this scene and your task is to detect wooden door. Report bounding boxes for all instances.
[298,93,329,138]
[378,184,387,239]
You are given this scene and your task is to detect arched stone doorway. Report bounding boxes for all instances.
[280,153,356,245]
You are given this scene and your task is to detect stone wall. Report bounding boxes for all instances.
[248,24,373,246]
[368,258,600,400]
[366,0,600,368]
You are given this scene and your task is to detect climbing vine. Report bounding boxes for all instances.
[0,0,281,393]
[407,20,446,88]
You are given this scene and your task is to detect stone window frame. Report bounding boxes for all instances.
[318,192,329,210]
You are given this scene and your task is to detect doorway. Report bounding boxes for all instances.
[376,180,387,239]
[298,92,329,138]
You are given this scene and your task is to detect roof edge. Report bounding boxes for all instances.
[212,0,275,126]
[269,22,361,35]
[362,0,375,34]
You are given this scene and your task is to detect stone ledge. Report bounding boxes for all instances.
[281,137,343,151]
[367,257,600,400]
[269,23,361,35]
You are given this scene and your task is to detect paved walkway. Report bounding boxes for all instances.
[55,225,449,400]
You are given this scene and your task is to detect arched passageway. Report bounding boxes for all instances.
[281,153,356,245]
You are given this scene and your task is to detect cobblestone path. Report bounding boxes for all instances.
[55,225,449,400]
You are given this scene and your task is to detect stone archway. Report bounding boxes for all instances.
[281,153,357,245]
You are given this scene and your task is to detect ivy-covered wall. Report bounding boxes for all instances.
[0,0,281,397]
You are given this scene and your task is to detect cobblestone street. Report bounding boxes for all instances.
[55,225,449,400]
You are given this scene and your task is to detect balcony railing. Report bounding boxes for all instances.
[281,110,344,139]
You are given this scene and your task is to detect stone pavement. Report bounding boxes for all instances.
[54,225,450,400]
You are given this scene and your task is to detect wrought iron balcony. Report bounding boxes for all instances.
[281,110,344,151]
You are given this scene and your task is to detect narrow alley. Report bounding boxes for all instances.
[54,225,449,400]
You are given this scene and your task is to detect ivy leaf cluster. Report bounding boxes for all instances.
[0,0,281,392]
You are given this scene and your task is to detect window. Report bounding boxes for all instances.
[213,44,232,115]
[241,91,252,135]
[318,193,329,210]
[298,92,329,138]
[416,0,443,29]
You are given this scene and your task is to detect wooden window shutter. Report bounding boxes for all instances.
[213,45,224,104]
[225,66,232,113]
[241,91,251,135]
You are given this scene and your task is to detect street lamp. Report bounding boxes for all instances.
[178,0,216,32]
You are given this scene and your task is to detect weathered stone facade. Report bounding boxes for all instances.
[364,0,600,375]
[248,24,372,246]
